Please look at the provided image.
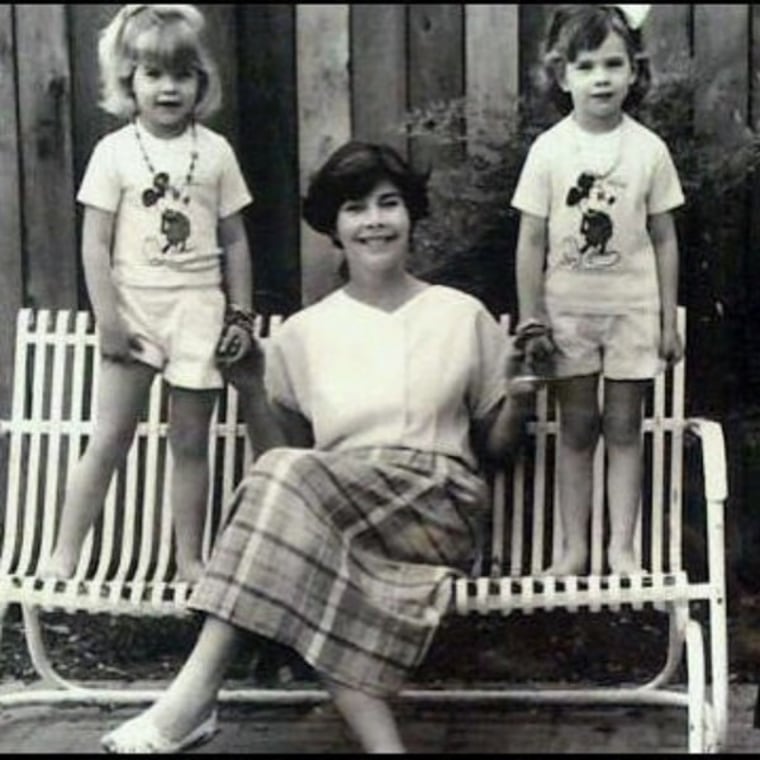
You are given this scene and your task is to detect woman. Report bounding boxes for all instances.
[102,141,534,754]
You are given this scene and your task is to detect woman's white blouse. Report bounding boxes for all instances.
[265,285,509,468]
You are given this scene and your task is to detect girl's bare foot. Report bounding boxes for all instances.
[39,551,78,580]
[541,549,588,577]
[607,546,643,576]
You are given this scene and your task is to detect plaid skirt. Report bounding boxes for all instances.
[189,446,488,697]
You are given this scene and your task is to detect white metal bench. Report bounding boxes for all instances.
[0,307,728,752]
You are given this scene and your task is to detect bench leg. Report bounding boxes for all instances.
[0,603,8,653]
[21,605,84,692]
[685,617,707,753]
[708,591,729,749]
[640,605,686,690]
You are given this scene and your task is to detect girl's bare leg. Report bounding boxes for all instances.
[603,378,647,575]
[44,359,156,578]
[544,374,600,576]
[325,678,406,753]
[168,387,218,583]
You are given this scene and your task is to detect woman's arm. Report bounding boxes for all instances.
[649,211,684,364]
[471,213,547,463]
[472,387,534,465]
[272,404,315,449]
[223,349,314,455]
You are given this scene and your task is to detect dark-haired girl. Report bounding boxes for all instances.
[512,5,684,576]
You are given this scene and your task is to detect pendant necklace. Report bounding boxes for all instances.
[133,119,199,208]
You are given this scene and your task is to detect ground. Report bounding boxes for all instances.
[2,586,760,689]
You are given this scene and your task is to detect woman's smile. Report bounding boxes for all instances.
[356,231,398,247]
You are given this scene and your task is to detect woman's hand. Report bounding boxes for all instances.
[220,337,266,391]
[659,324,684,366]
[507,320,555,394]
[445,472,486,506]
[216,323,253,367]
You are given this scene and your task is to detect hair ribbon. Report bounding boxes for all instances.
[610,5,651,30]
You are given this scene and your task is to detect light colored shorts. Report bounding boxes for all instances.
[547,308,663,381]
[115,284,225,389]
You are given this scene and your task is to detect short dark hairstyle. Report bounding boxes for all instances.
[302,141,429,236]
[543,5,651,115]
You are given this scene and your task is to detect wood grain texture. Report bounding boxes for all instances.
[296,4,351,305]
[351,4,407,154]
[15,5,79,311]
[0,5,23,416]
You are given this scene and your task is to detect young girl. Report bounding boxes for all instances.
[511,5,684,576]
[44,4,257,583]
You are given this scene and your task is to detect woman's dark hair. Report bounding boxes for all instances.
[543,5,651,115]
[302,141,429,237]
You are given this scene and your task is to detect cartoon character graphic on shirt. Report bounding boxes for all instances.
[140,172,194,261]
[561,172,621,270]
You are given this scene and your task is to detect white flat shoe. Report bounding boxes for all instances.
[101,709,218,754]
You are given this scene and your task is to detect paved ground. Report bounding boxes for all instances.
[0,681,758,754]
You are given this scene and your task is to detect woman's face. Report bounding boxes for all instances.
[334,179,411,275]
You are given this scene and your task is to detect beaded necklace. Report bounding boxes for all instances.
[133,119,199,208]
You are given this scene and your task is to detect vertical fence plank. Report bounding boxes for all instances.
[67,4,121,309]
[694,6,749,128]
[198,5,240,146]
[408,4,464,170]
[645,4,692,78]
[15,5,78,311]
[296,4,351,305]
[465,4,519,130]
[351,5,407,154]
[519,3,556,127]
[236,5,301,314]
[68,4,119,180]
[0,5,23,418]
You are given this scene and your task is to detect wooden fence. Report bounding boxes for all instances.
[1,4,760,574]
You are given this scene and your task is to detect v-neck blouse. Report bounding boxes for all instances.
[265,285,509,468]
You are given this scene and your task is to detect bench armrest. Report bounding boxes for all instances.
[686,418,728,503]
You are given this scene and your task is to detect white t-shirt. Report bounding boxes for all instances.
[511,114,684,314]
[77,122,253,288]
[265,285,509,468]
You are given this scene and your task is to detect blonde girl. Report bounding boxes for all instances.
[45,4,257,583]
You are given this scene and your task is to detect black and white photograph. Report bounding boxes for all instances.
[0,4,759,753]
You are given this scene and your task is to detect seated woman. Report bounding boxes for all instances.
[102,141,535,754]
